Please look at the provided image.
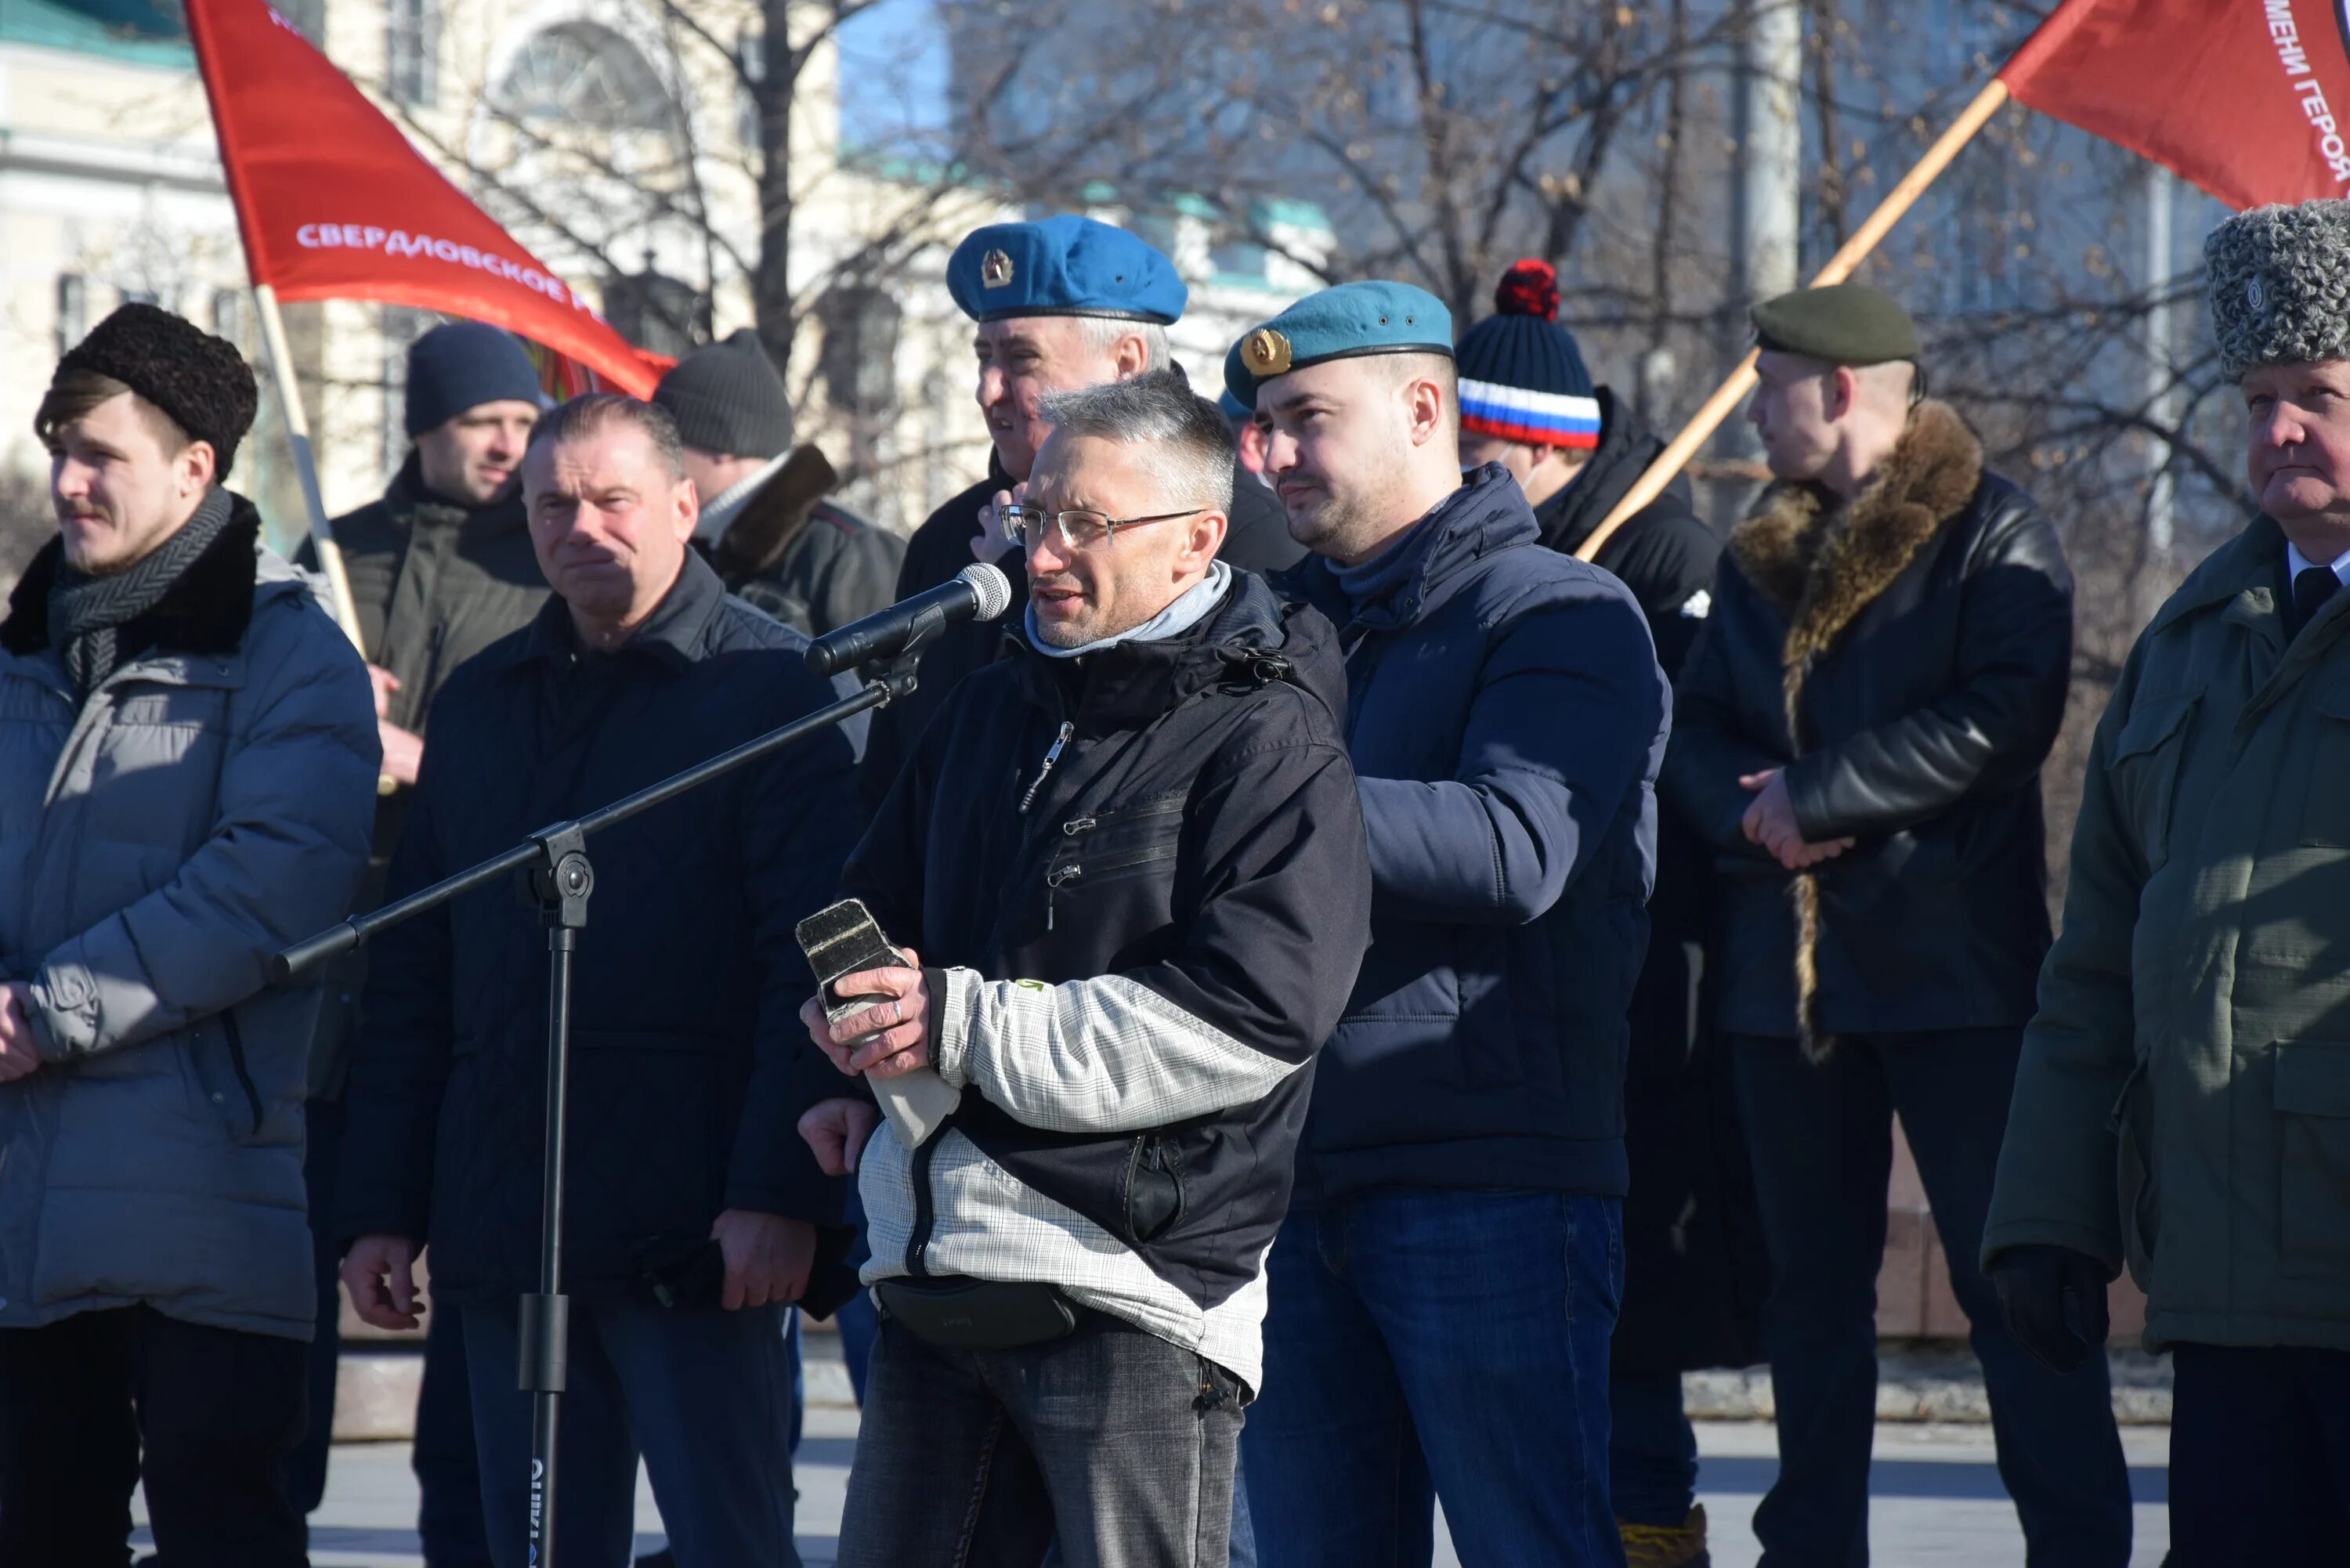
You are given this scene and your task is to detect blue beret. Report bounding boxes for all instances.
[1217,387,1250,421]
[948,215,1186,325]
[1224,280,1452,406]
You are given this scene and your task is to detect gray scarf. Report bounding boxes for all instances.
[49,487,236,701]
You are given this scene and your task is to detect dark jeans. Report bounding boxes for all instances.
[463,1297,797,1568]
[1730,1028,2132,1568]
[1611,1371,1698,1528]
[839,1310,1245,1568]
[2171,1343,2350,1563]
[418,1302,494,1565]
[1245,1189,1627,1568]
[289,1098,492,1566]
[0,1306,308,1568]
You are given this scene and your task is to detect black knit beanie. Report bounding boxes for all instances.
[404,320,544,437]
[54,303,259,473]
[653,329,794,459]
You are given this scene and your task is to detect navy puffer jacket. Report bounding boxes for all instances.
[1277,464,1669,1202]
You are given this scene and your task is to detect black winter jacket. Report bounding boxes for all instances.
[1663,401,2074,1046]
[841,571,1370,1387]
[1278,466,1669,1203]
[702,443,905,638]
[1536,388,1766,1376]
[335,554,862,1302]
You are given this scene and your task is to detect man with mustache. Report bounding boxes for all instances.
[1987,197,2350,1564]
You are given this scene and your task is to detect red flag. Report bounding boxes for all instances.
[2002,0,2350,210]
[186,0,667,396]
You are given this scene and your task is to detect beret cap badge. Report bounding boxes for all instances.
[981,248,1015,289]
[2248,276,2265,312]
[1242,327,1292,376]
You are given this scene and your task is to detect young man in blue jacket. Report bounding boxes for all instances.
[1233,283,1671,1566]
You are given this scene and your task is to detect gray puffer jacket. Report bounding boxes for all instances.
[0,495,378,1340]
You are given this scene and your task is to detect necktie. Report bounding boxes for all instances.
[2294,565,2341,638]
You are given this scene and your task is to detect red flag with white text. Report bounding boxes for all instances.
[2002,0,2350,209]
[185,0,667,396]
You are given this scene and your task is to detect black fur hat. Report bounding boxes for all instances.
[54,303,260,473]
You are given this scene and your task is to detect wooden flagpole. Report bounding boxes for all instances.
[251,283,366,649]
[1575,77,2014,562]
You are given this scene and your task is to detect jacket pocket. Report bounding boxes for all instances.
[2273,1039,2350,1280]
[2109,693,2197,873]
[1044,794,1186,933]
[2301,691,2350,847]
[2108,1057,2157,1284]
[180,1011,266,1143]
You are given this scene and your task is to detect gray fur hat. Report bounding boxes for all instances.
[2207,200,2350,381]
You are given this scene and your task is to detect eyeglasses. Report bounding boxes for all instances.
[1000,504,1205,554]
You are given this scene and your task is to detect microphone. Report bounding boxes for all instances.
[804,562,1014,678]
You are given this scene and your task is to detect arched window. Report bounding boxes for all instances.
[494,23,683,137]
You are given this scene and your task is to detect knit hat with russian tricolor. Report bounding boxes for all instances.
[1452,261,1599,450]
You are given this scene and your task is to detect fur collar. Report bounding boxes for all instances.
[1,493,263,659]
[711,444,841,581]
[1729,398,1984,732]
[1725,401,1981,1066]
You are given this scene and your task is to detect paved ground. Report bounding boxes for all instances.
[138,1414,2174,1566]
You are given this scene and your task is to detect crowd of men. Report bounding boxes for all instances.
[2,193,2349,1568]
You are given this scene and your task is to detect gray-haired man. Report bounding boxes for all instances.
[801,370,1371,1566]
[1987,197,2350,1563]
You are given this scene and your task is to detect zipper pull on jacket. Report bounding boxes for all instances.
[1019,721,1076,815]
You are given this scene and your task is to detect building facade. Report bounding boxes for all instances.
[0,0,1326,555]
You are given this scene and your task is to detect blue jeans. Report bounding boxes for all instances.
[1245,1188,1627,1568]
[1610,1371,1697,1528]
[1731,1029,2131,1568]
[463,1298,797,1568]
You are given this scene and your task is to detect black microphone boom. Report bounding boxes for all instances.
[805,562,1014,677]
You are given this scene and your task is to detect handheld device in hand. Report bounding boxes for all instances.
[795,898,960,1147]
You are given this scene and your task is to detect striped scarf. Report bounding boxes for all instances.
[49,486,236,702]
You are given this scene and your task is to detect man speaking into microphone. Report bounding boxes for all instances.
[799,370,1371,1567]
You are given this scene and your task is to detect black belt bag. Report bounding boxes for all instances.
[875,1276,1082,1350]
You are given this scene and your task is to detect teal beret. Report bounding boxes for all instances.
[947,215,1186,325]
[1224,280,1453,406]
[1750,284,1919,366]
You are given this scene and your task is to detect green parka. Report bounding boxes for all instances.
[1985,513,2350,1350]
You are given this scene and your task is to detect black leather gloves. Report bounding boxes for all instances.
[1987,1244,2113,1375]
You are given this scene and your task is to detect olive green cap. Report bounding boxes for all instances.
[1749,284,1920,366]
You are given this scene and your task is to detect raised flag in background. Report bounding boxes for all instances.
[2002,0,2350,210]
[186,0,667,396]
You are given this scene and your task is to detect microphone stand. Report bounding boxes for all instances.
[274,614,948,1568]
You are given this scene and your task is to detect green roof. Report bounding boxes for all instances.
[0,0,192,67]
